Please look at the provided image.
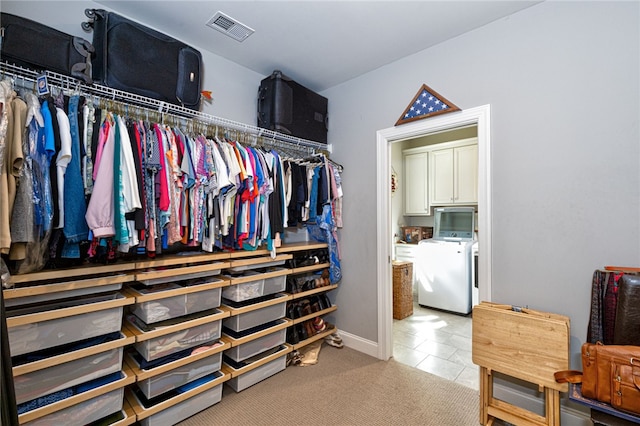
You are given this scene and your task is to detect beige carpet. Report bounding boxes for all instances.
[177,344,480,426]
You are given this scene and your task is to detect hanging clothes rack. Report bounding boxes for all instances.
[0,61,331,154]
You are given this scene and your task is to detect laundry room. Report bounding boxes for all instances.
[390,124,480,386]
[391,124,479,304]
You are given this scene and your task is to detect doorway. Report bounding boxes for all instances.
[375,105,492,361]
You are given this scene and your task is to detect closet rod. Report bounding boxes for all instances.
[0,61,331,153]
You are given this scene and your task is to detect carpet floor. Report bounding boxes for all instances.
[176,344,480,426]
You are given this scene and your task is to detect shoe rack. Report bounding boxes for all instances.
[281,243,338,350]
[3,241,337,425]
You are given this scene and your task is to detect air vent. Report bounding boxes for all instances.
[206,12,254,42]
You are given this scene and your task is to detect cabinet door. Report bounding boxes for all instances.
[404,153,429,215]
[429,148,454,205]
[454,144,478,204]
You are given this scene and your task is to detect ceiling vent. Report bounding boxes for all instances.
[206,12,254,42]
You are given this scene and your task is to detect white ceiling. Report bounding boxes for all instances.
[96,1,541,92]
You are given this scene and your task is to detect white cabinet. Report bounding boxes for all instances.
[403,152,429,215]
[429,143,478,205]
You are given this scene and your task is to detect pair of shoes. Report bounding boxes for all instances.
[287,350,304,366]
[324,329,343,348]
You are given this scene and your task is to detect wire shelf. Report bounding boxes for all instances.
[0,61,331,153]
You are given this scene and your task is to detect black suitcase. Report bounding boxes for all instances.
[0,13,94,84]
[258,70,328,143]
[83,9,202,110]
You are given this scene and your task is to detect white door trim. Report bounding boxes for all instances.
[375,104,492,360]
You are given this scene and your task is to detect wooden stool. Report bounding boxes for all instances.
[472,302,570,426]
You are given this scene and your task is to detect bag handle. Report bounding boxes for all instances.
[554,370,583,384]
[604,266,640,273]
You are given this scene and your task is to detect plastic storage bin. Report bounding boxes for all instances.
[130,283,222,324]
[7,293,126,356]
[222,298,287,332]
[136,351,222,399]
[13,346,123,404]
[222,268,287,302]
[131,317,222,362]
[225,326,286,363]
[134,373,224,426]
[226,353,287,392]
[26,387,124,426]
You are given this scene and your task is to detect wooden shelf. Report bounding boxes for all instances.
[227,253,292,269]
[7,262,138,285]
[134,261,229,283]
[292,326,337,350]
[124,277,230,303]
[13,327,135,377]
[291,262,330,274]
[289,305,337,324]
[6,293,134,328]
[222,267,291,286]
[18,365,135,424]
[126,370,229,421]
[220,293,291,316]
[288,284,338,300]
[134,251,229,269]
[221,344,292,378]
[126,309,229,342]
[221,319,292,347]
[124,340,230,381]
[277,242,328,253]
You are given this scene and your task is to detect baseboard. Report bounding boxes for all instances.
[493,383,591,426]
[338,329,378,358]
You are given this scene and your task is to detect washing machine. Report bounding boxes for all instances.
[416,238,474,314]
[416,207,476,314]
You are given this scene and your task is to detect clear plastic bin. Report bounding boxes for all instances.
[225,328,286,362]
[222,268,287,302]
[226,354,287,392]
[223,300,286,332]
[7,293,125,357]
[222,271,263,302]
[130,285,222,324]
[137,352,222,399]
[26,387,124,426]
[137,377,223,426]
[133,319,222,362]
[13,347,123,404]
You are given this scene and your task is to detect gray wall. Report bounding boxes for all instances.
[4,0,639,369]
[324,0,639,368]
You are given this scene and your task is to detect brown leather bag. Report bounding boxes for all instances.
[555,342,640,415]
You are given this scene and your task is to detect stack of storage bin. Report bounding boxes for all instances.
[4,266,136,425]
[220,254,292,392]
[124,260,229,426]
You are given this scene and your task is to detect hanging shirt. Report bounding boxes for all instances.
[54,107,71,229]
[85,116,115,238]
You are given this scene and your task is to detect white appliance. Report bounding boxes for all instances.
[416,207,475,314]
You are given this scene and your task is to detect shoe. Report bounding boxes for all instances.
[287,350,304,366]
[312,317,326,332]
[325,333,343,348]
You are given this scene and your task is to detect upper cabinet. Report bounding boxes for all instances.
[429,141,478,205]
[403,152,430,215]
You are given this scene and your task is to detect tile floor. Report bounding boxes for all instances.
[392,299,479,390]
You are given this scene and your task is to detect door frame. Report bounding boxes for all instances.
[375,104,492,360]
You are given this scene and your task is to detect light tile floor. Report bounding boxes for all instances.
[392,299,479,390]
